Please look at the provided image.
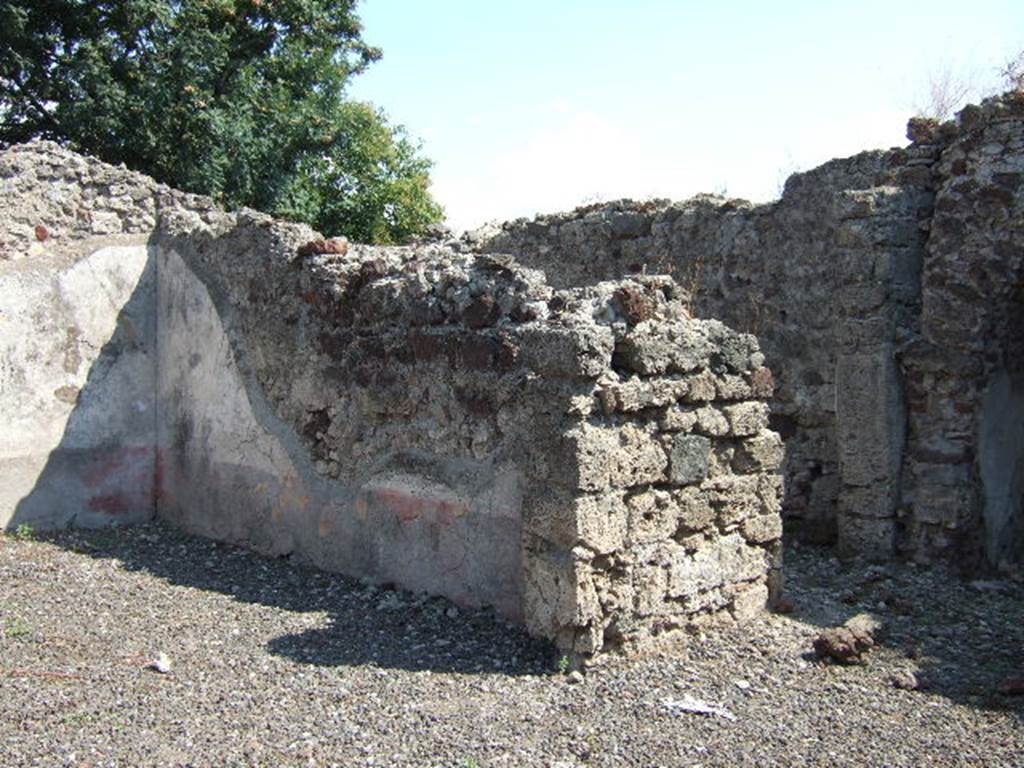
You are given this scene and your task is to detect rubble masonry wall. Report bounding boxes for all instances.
[1,141,782,654]
[154,210,782,654]
[476,92,1024,569]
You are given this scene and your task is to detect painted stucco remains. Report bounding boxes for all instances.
[0,242,155,528]
[0,140,233,531]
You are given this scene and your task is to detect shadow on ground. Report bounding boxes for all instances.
[781,540,1024,718]
[26,520,1024,721]
[45,522,557,677]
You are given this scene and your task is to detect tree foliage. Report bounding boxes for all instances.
[0,0,443,243]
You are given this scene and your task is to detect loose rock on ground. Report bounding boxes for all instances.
[1,523,1021,767]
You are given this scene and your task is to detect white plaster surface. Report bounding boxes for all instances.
[0,244,155,528]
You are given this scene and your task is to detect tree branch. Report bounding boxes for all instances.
[9,75,65,136]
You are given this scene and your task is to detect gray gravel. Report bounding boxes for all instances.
[1,523,1021,767]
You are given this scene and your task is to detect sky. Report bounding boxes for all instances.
[348,0,1024,231]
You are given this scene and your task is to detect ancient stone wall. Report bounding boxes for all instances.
[3,85,1021,629]
[0,140,782,654]
[153,209,782,654]
[903,96,1024,569]
[474,152,935,558]
[474,92,1024,570]
[0,141,220,530]
[0,139,223,260]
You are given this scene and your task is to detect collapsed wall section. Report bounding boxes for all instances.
[154,210,782,653]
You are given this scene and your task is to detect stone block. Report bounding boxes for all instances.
[592,569,634,615]
[616,321,712,375]
[90,209,123,235]
[524,491,627,554]
[667,533,766,599]
[835,351,904,487]
[734,430,784,472]
[723,401,770,437]
[515,325,614,378]
[522,540,601,637]
[574,423,668,491]
[575,493,628,553]
[836,282,888,313]
[838,485,896,520]
[597,377,690,413]
[679,370,718,402]
[633,564,671,616]
[749,367,775,398]
[675,487,716,531]
[669,434,711,485]
[704,475,762,527]
[729,580,769,621]
[836,515,896,561]
[912,484,972,528]
[692,405,730,436]
[658,404,699,432]
[608,211,650,238]
[741,514,783,544]
[625,488,677,544]
[757,473,784,512]
[715,373,755,401]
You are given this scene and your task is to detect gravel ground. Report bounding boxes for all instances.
[1,522,1021,768]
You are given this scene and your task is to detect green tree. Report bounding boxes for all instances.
[0,0,443,243]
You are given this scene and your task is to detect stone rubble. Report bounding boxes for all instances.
[812,613,883,665]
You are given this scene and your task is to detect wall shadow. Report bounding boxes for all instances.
[4,239,554,677]
[48,521,556,677]
[781,540,1024,719]
[8,245,158,532]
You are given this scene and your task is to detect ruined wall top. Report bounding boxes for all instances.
[0,140,232,261]
[153,204,782,654]
[477,90,1024,262]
